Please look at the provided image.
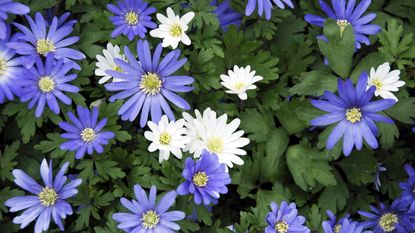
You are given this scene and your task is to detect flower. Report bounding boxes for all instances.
[304,0,381,49]
[182,108,250,168]
[245,0,294,20]
[8,12,85,69]
[150,7,195,49]
[399,164,415,210]
[0,0,30,39]
[19,54,80,118]
[144,115,190,162]
[211,0,242,31]
[177,150,231,205]
[323,210,351,230]
[5,159,82,233]
[95,43,126,84]
[59,106,115,159]
[310,72,395,156]
[367,62,405,102]
[374,163,387,191]
[265,201,310,233]
[105,40,194,127]
[107,0,157,40]
[220,65,263,100]
[112,184,185,232]
[323,218,368,233]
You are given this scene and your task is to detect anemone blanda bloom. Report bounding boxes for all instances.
[5,159,82,233]
[105,40,194,127]
[95,43,126,84]
[310,72,395,156]
[177,150,231,205]
[265,201,310,233]
[112,184,185,233]
[367,62,405,102]
[245,0,294,20]
[19,54,80,118]
[0,0,30,39]
[399,164,415,210]
[323,218,369,233]
[59,106,115,159]
[220,65,263,100]
[8,12,85,69]
[304,0,381,49]
[211,0,242,31]
[107,0,157,40]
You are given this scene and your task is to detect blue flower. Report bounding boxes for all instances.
[310,72,395,156]
[5,159,82,233]
[399,164,415,209]
[0,0,30,39]
[177,150,231,205]
[19,54,80,118]
[7,12,85,69]
[265,201,310,233]
[245,0,294,20]
[305,0,381,49]
[105,40,194,127]
[211,0,242,31]
[107,0,157,40]
[323,218,370,233]
[113,184,185,232]
[59,106,115,159]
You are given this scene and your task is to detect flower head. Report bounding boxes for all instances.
[107,0,157,40]
[0,0,30,39]
[5,159,82,233]
[220,65,263,100]
[59,106,115,159]
[211,0,242,31]
[245,0,294,20]
[177,150,231,205]
[113,184,185,233]
[265,201,310,233]
[399,164,415,210]
[95,43,127,84]
[323,218,368,233]
[310,72,395,156]
[367,62,405,102]
[150,7,195,49]
[105,40,194,127]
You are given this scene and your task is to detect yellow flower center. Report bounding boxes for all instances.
[38,187,58,206]
[159,132,172,145]
[36,39,55,56]
[141,210,160,229]
[336,19,350,37]
[38,76,55,93]
[234,82,246,92]
[125,11,139,26]
[334,224,341,233]
[0,57,6,75]
[345,108,362,123]
[81,128,96,143]
[170,24,183,37]
[113,64,123,72]
[192,171,209,187]
[207,137,224,154]
[140,72,162,95]
[274,221,289,233]
[379,213,398,232]
[371,79,383,90]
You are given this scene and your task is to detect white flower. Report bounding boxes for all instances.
[95,43,126,84]
[144,115,190,163]
[220,65,263,100]
[367,62,405,102]
[182,108,250,168]
[150,7,195,49]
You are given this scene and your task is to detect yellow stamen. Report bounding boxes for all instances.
[334,224,341,233]
[192,171,209,187]
[207,137,224,154]
[38,76,55,93]
[233,82,246,92]
[345,108,362,123]
[159,132,172,145]
[38,187,58,206]
[125,11,139,26]
[170,24,183,37]
[336,19,350,37]
[274,221,289,233]
[81,128,96,143]
[140,72,162,95]
[372,79,383,90]
[36,39,55,56]
[379,213,398,232]
[141,210,160,229]
[0,58,6,75]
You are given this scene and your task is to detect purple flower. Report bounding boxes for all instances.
[245,0,294,20]
[5,159,82,233]
[8,12,85,69]
[107,0,157,40]
[59,106,115,159]
[0,0,30,39]
[310,72,395,156]
[211,0,242,31]
[265,201,310,233]
[323,218,370,233]
[304,0,381,49]
[105,40,194,127]
[19,54,80,118]
[399,164,415,210]
[112,184,185,232]
[177,150,231,205]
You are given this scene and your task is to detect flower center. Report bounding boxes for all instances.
[159,132,172,145]
[379,213,398,232]
[274,221,289,233]
[371,79,383,90]
[113,64,123,72]
[192,171,209,187]
[141,210,160,229]
[36,39,55,56]
[125,11,139,26]
[334,224,341,233]
[81,128,96,143]
[170,24,183,37]
[234,82,246,92]
[207,137,224,154]
[38,76,55,93]
[336,19,350,37]
[0,57,6,75]
[38,187,58,206]
[345,108,362,123]
[140,72,162,95]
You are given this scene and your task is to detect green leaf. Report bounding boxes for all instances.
[350,52,386,81]
[338,150,377,185]
[0,141,20,182]
[385,97,415,124]
[239,108,275,142]
[318,172,349,212]
[95,159,126,181]
[378,123,399,149]
[290,71,338,96]
[262,128,289,181]
[276,100,308,135]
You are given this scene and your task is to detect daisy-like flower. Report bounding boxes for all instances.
[367,62,405,102]
[105,40,194,127]
[323,210,351,231]
[220,65,263,100]
[323,218,369,233]
[399,164,415,210]
[150,7,195,49]
[304,0,381,49]
[182,108,250,168]
[245,0,294,20]
[19,55,80,118]
[107,0,157,40]
[310,72,395,156]
[95,43,126,84]
[59,106,115,159]
[211,0,242,31]
[5,159,82,233]
[144,115,190,163]
[8,12,85,69]
[0,0,30,39]
[177,150,231,205]
[112,184,185,232]
[265,201,310,233]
